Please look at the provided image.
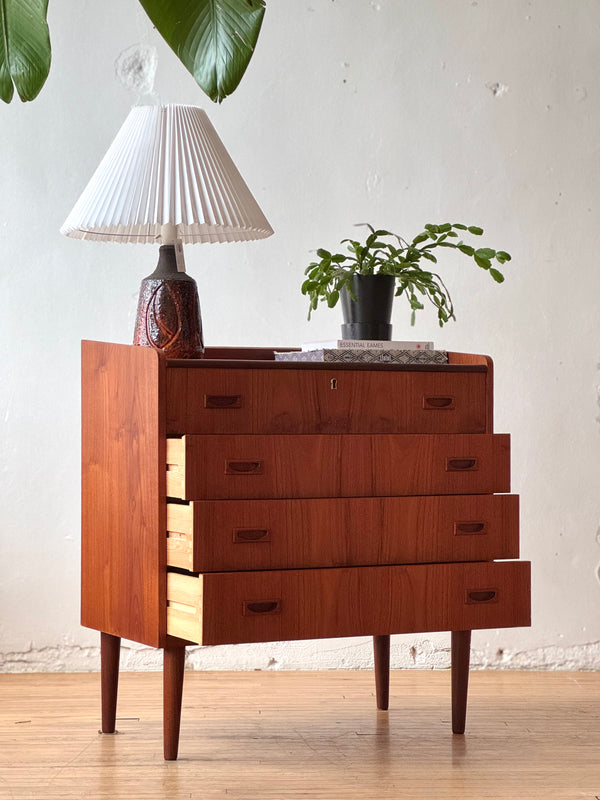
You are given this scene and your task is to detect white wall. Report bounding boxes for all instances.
[1,0,599,672]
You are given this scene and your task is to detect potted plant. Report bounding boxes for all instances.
[301,223,511,340]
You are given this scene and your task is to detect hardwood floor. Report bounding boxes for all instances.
[0,670,598,799]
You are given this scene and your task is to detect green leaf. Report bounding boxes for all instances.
[412,232,429,245]
[474,255,491,270]
[326,290,339,308]
[438,223,452,233]
[467,226,484,236]
[332,267,349,279]
[316,248,331,259]
[475,248,496,259]
[420,251,438,262]
[0,0,51,103]
[452,223,468,230]
[458,244,475,256]
[489,268,505,283]
[496,250,512,263]
[138,0,266,103]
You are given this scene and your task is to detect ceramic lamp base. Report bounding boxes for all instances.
[133,245,204,358]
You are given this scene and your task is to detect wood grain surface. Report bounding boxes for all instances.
[166,494,520,572]
[166,433,511,500]
[166,365,489,435]
[81,341,166,647]
[166,561,531,645]
[1,670,597,798]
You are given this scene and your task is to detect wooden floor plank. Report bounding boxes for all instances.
[0,670,598,799]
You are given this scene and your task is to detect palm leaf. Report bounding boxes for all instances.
[139,0,266,103]
[0,0,50,103]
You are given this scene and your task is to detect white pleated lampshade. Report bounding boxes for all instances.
[60,105,273,244]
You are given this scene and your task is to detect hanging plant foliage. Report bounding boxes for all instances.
[1,0,266,104]
[139,0,266,103]
[0,0,51,103]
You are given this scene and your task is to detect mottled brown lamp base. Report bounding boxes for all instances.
[133,245,204,358]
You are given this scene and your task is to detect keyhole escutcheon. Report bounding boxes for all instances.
[330,378,338,390]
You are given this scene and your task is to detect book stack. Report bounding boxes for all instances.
[274,339,448,364]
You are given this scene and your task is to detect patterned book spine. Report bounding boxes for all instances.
[274,349,449,364]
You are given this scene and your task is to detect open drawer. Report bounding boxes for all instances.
[166,560,531,645]
[167,494,520,572]
[166,433,511,500]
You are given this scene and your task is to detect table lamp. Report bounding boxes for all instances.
[61,104,273,358]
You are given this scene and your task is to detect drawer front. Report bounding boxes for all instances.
[166,368,252,434]
[166,367,488,435]
[167,494,520,572]
[253,369,487,434]
[166,433,510,501]
[166,561,531,645]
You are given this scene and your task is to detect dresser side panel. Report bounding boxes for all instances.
[81,340,166,647]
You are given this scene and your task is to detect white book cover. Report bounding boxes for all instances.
[302,339,434,352]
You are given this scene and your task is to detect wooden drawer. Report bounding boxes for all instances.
[167,494,520,572]
[252,368,487,434]
[167,368,253,434]
[166,367,488,435]
[166,433,510,500]
[166,560,531,645]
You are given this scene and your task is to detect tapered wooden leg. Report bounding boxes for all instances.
[373,635,390,710]
[451,630,471,734]
[164,646,186,760]
[100,632,120,733]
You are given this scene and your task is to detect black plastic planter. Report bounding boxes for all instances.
[340,273,395,341]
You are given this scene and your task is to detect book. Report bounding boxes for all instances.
[274,349,448,365]
[302,339,434,351]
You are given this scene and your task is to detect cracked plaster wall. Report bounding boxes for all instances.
[2,0,600,673]
[4,639,600,675]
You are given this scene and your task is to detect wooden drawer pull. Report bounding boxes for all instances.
[446,457,478,472]
[455,521,486,535]
[423,396,454,410]
[204,394,242,409]
[225,460,264,475]
[243,600,281,616]
[466,589,497,604]
[233,528,271,543]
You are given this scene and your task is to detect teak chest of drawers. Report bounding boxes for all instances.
[81,340,530,760]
